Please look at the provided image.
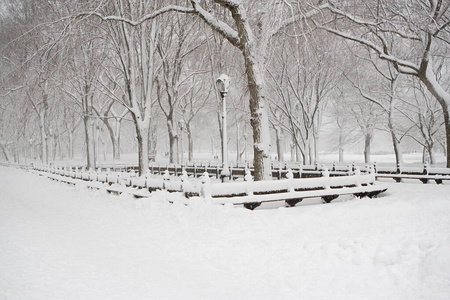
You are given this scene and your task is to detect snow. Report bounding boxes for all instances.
[1,166,450,300]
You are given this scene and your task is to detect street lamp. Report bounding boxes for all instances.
[216,74,231,182]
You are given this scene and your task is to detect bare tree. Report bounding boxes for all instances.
[268,31,338,165]
[178,71,213,163]
[344,58,406,165]
[315,0,450,167]
[155,13,207,164]
[401,78,445,164]
[98,0,160,175]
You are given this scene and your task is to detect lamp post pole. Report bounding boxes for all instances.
[178,120,184,165]
[216,74,231,182]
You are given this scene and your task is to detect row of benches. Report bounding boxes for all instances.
[33,160,450,185]
[32,165,387,210]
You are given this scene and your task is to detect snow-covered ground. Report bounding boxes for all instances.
[1,166,450,300]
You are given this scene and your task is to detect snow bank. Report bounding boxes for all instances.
[1,166,449,300]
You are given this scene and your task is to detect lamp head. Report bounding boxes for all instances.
[216,74,231,97]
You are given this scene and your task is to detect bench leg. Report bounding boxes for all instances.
[285,199,302,207]
[243,202,261,210]
[420,178,428,184]
[354,192,367,198]
[367,188,387,199]
[322,195,339,203]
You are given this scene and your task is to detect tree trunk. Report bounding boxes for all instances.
[187,125,193,163]
[57,131,63,161]
[338,131,344,163]
[275,126,283,162]
[103,118,121,161]
[168,126,178,164]
[390,129,403,166]
[230,6,271,180]
[245,62,272,180]
[364,133,372,164]
[68,131,74,160]
[426,142,435,165]
[113,138,120,161]
[40,119,48,164]
[236,123,240,163]
[290,142,295,162]
[83,114,96,169]
[0,144,10,161]
[388,113,403,166]
[135,125,149,175]
[339,147,344,163]
[314,136,319,164]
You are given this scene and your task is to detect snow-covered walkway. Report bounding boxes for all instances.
[1,166,450,300]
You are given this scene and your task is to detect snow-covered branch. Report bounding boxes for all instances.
[77,5,195,27]
[271,3,330,37]
[318,25,420,76]
[190,0,241,48]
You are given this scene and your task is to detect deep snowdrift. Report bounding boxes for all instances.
[1,166,449,300]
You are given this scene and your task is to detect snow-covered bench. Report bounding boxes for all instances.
[187,168,387,209]
[375,163,450,184]
[31,164,387,210]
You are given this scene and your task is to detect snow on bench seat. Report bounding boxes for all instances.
[208,170,376,198]
[208,184,387,205]
[187,168,387,209]
[376,173,450,183]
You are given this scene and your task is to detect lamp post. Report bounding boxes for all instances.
[216,74,231,182]
[178,120,184,164]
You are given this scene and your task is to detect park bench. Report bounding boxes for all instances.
[375,163,450,184]
[186,168,387,209]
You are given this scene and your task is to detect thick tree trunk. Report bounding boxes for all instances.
[113,138,120,161]
[247,74,272,180]
[166,118,178,164]
[135,125,149,176]
[233,6,271,180]
[168,129,178,164]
